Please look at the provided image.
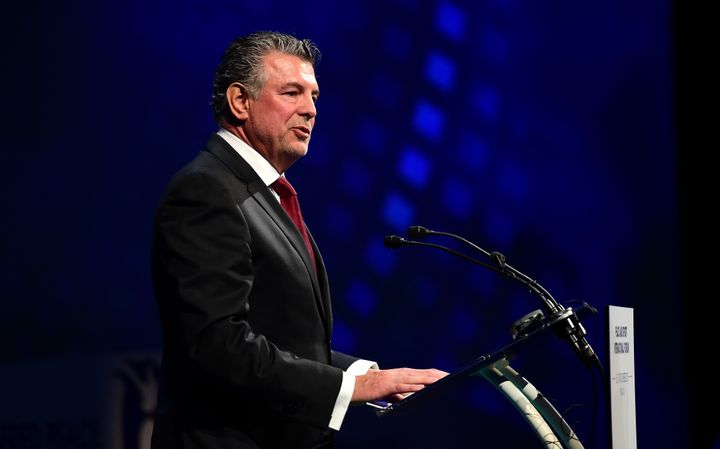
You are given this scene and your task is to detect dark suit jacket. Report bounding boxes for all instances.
[151,134,358,449]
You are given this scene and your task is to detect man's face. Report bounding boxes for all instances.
[244,52,319,172]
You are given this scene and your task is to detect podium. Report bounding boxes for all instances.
[373,304,597,449]
[381,226,605,448]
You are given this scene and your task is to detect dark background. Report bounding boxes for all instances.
[2,0,713,448]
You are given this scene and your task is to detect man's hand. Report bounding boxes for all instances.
[351,368,448,403]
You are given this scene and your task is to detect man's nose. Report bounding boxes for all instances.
[299,93,317,119]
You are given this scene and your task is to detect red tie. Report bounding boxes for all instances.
[271,176,317,272]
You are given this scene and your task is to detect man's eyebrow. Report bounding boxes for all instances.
[283,81,320,96]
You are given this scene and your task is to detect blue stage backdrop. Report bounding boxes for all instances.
[3,0,695,448]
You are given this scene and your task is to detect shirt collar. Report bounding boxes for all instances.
[216,129,281,186]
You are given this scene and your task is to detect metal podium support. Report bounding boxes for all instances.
[374,305,596,449]
[477,358,584,449]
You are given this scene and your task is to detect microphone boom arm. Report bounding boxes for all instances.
[389,237,507,274]
[389,226,603,372]
[409,226,562,315]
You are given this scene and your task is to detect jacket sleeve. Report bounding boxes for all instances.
[330,350,360,371]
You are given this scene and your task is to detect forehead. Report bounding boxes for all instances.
[261,52,317,87]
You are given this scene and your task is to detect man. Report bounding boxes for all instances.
[151,31,446,449]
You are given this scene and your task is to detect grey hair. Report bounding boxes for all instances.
[210,31,321,123]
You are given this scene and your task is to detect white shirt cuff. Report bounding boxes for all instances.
[328,359,378,430]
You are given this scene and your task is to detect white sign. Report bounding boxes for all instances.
[608,305,637,449]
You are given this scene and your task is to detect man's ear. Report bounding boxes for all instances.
[226,82,250,121]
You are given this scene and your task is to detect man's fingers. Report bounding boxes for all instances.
[397,383,425,393]
[394,368,448,385]
[352,367,449,402]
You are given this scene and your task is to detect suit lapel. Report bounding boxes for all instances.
[204,134,329,325]
[307,229,333,336]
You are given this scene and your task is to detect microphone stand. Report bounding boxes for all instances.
[387,227,603,372]
[408,226,562,316]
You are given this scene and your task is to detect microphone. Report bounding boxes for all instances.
[383,235,408,248]
[407,225,430,238]
[383,235,502,273]
[393,225,603,372]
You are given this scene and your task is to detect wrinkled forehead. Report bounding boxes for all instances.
[261,52,317,87]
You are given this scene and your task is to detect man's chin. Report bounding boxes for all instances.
[286,144,309,158]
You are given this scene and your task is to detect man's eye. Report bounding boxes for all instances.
[284,91,299,96]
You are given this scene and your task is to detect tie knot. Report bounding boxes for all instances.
[271,176,297,199]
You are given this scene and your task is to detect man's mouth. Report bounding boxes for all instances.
[291,126,311,139]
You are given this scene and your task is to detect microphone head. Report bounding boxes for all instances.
[407,225,430,238]
[383,235,406,248]
[490,251,506,269]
